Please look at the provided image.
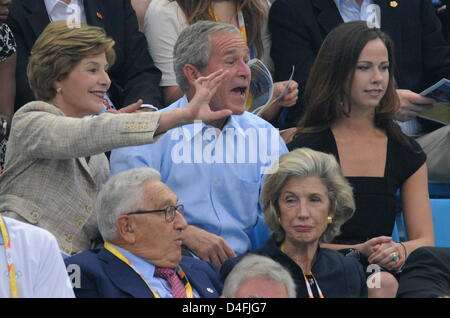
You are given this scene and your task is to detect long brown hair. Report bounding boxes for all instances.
[170,0,267,58]
[296,21,416,151]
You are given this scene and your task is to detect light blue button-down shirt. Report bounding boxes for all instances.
[44,0,86,24]
[110,96,288,255]
[334,0,380,28]
[112,244,200,298]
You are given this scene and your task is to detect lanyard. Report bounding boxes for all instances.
[304,272,325,298]
[104,242,194,298]
[209,6,247,43]
[0,216,19,298]
[280,243,325,298]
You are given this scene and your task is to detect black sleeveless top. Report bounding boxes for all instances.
[287,128,426,244]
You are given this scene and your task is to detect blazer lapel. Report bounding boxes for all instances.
[99,248,155,298]
[180,261,220,298]
[76,157,100,188]
[312,0,343,34]
[20,0,50,39]
[374,0,403,77]
[83,0,106,29]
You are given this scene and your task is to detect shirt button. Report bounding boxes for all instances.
[63,248,71,255]
[76,220,84,228]
[65,234,73,242]
[85,205,93,213]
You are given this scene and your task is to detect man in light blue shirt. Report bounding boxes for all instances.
[110,21,288,268]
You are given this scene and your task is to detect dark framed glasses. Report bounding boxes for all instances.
[126,204,184,222]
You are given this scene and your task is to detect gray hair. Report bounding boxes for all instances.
[261,148,355,244]
[173,20,240,92]
[96,168,161,242]
[222,254,296,298]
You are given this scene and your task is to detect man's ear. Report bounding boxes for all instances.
[183,64,201,85]
[116,215,136,244]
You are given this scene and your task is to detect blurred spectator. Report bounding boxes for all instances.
[131,0,151,31]
[270,0,450,182]
[0,215,75,298]
[7,0,163,112]
[288,22,434,297]
[222,254,296,298]
[65,168,222,298]
[144,0,298,124]
[432,0,450,40]
[0,21,232,255]
[111,21,288,268]
[0,0,16,172]
[222,148,367,298]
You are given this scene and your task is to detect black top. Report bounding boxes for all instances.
[288,128,426,244]
[221,238,367,298]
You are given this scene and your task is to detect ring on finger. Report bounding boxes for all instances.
[391,252,399,262]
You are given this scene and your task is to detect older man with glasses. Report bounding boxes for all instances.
[64,168,222,298]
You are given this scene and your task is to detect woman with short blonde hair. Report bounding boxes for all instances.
[0,21,231,255]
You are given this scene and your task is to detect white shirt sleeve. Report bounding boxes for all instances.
[143,0,188,87]
[33,231,75,298]
[0,217,75,298]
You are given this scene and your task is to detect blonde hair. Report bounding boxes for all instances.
[261,148,355,244]
[27,21,116,102]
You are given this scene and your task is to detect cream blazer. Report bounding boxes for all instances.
[0,101,161,254]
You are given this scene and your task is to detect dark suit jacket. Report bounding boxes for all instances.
[269,0,450,127]
[7,0,162,111]
[65,248,223,298]
[221,238,367,298]
[397,246,450,298]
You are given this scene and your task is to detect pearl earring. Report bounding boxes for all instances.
[56,87,62,94]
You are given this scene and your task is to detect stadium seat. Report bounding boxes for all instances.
[430,199,450,247]
[429,183,450,198]
[395,198,450,247]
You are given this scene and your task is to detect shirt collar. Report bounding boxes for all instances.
[44,0,83,13]
[111,244,156,281]
[177,96,247,142]
[334,0,373,9]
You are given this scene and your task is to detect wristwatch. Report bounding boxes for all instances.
[341,248,361,261]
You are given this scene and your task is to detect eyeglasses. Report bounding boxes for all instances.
[126,204,184,222]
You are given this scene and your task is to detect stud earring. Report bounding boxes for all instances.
[327,216,333,224]
[56,87,62,94]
